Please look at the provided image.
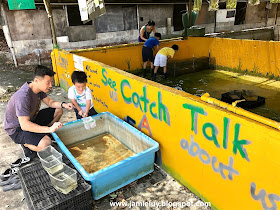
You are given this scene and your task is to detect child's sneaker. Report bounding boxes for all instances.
[152,73,156,81]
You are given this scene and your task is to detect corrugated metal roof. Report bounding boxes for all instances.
[34,0,189,3]
[33,0,270,4]
[4,0,270,6]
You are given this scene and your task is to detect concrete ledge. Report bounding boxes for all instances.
[205,27,274,40]
[217,70,280,91]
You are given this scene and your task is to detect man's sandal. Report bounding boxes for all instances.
[10,157,30,168]
[0,167,19,181]
[0,175,20,186]
[3,179,21,191]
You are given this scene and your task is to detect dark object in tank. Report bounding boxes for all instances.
[221,90,266,109]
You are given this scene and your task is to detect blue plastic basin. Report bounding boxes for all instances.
[52,112,159,200]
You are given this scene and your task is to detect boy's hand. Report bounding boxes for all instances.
[78,110,84,117]
[64,103,73,110]
[49,122,63,133]
[82,112,88,118]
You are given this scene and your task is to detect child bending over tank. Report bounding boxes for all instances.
[153,44,179,81]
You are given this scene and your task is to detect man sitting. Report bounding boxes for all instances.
[4,65,73,159]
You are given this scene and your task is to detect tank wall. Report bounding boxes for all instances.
[107,117,153,153]
[69,37,280,78]
[71,38,210,71]
[55,115,108,146]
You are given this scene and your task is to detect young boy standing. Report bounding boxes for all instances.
[68,71,97,119]
[142,32,161,77]
[153,44,179,81]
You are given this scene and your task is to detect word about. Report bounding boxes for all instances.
[180,135,239,180]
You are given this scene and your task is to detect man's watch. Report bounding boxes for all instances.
[61,102,66,108]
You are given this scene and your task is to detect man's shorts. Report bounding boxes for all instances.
[142,46,154,62]
[9,108,56,146]
[154,53,167,67]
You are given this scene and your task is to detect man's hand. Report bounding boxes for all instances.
[49,122,63,133]
[63,103,73,110]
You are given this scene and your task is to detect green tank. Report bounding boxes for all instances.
[182,12,190,36]
[182,11,204,37]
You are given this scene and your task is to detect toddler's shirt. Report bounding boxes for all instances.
[68,85,93,112]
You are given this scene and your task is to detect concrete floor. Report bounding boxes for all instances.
[0,65,211,210]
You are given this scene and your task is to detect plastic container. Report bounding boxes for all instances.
[37,145,63,174]
[52,112,159,200]
[18,157,93,210]
[81,117,96,130]
[48,163,77,194]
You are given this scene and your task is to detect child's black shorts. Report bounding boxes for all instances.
[142,46,154,62]
[74,107,98,120]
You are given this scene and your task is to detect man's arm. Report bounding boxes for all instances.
[71,99,84,117]
[18,116,62,133]
[42,96,73,110]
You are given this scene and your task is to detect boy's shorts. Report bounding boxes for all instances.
[9,108,55,146]
[142,46,154,62]
[154,53,167,67]
[74,107,97,120]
